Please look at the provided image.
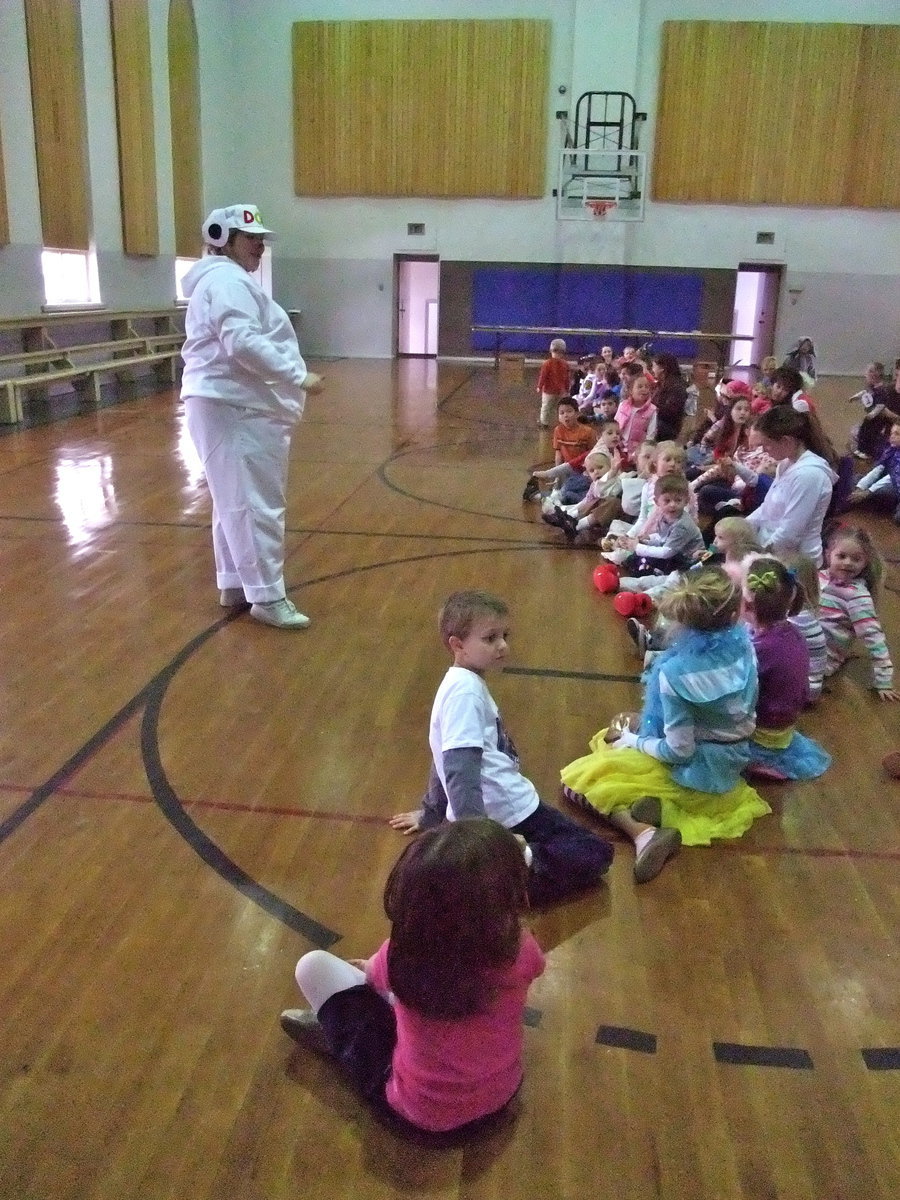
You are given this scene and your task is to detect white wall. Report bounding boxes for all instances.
[0,0,897,371]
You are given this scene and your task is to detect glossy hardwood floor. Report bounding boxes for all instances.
[0,361,898,1200]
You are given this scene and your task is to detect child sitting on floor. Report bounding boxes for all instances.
[741,557,832,780]
[818,524,899,702]
[543,447,624,544]
[281,819,545,1138]
[522,397,596,501]
[615,474,704,580]
[561,566,770,877]
[390,590,613,905]
[847,421,900,522]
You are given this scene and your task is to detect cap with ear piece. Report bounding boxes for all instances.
[201,204,274,247]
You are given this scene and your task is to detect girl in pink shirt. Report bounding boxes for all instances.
[280,819,545,1136]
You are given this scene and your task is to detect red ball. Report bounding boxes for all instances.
[613,592,638,617]
[882,751,900,779]
[592,565,620,594]
[631,593,654,618]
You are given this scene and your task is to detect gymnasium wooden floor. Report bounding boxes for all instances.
[0,360,898,1200]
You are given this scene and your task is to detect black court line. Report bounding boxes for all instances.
[504,666,641,684]
[596,1025,657,1054]
[861,1048,900,1071]
[139,646,340,950]
[713,1042,814,1069]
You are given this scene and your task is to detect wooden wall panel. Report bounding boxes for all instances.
[293,19,549,199]
[110,0,159,256]
[847,25,900,208]
[168,0,202,258]
[653,21,900,210]
[24,0,91,250]
[0,119,8,246]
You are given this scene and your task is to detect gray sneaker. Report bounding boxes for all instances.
[279,1009,329,1054]
[633,827,681,883]
[250,599,311,629]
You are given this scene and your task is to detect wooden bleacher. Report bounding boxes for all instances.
[0,308,185,424]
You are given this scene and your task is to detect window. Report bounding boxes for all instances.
[175,257,199,303]
[41,249,101,307]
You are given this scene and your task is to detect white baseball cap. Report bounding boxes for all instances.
[202,204,273,246]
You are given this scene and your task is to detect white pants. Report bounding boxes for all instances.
[540,391,564,426]
[185,396,294,603]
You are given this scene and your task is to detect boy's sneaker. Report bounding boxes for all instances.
[522,477,540,501]
[279,1009,330,1054]
[625,617,650,657]
[250,599,311,629]
[541,508,563,529]
[714,498,742,512]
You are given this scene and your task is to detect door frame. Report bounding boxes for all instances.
[393,253,440,358]
[734,260,783,370]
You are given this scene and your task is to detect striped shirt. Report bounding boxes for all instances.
[788,609,827,702]
[818,572,893,691]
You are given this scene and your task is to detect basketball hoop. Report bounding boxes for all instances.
[584,199,617,220]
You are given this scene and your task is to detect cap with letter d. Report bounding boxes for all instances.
[202,204,274,247]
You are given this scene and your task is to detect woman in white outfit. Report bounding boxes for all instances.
[181,204,323,628]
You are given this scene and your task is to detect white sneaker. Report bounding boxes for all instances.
[250,598,311,629]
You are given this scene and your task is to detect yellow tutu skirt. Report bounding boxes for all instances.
[561,729,771,847]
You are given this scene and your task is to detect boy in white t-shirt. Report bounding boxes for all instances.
[390,591,613,904]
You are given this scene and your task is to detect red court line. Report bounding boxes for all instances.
[1,780,899,858]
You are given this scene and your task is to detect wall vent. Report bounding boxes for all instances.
[407,223,425,235]
[755,231,775,245]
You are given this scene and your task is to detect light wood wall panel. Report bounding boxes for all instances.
[168,0,202,258]
[110,0,159,256]
[847,25,900,208]
[292,19,549,199]
[24,0,91,250]
[0,120,8,246]
[653,21,900,210]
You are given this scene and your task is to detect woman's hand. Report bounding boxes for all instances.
[876,688,900,703]
[303,372,325,394]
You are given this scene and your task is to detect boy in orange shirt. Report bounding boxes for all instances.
[523,398,596,500]
[536,338,570,427]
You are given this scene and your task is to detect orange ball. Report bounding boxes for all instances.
[882,751,900,778]
[593,565,619,593]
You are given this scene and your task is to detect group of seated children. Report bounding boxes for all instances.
[534,338,695,442]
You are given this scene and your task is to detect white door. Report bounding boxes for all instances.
[397,259,439,356]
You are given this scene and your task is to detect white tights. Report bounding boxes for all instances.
[295,949,366,1013]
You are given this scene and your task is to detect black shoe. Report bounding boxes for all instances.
[556,508,579,543]
[522,477,540,502]
[541,508,563,529]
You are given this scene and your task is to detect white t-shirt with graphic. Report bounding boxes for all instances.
[429,666,539,828]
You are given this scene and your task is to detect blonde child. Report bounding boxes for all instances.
[281,819,545,1136]
[562,566,770,875]
[615,474,704,580]
[543,448,625,544]
[818,524,899,701]
[536,337,570,428]
[742,558,831,780]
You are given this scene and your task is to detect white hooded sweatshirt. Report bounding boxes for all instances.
[746,449,837,564]
[180,256,308,422]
